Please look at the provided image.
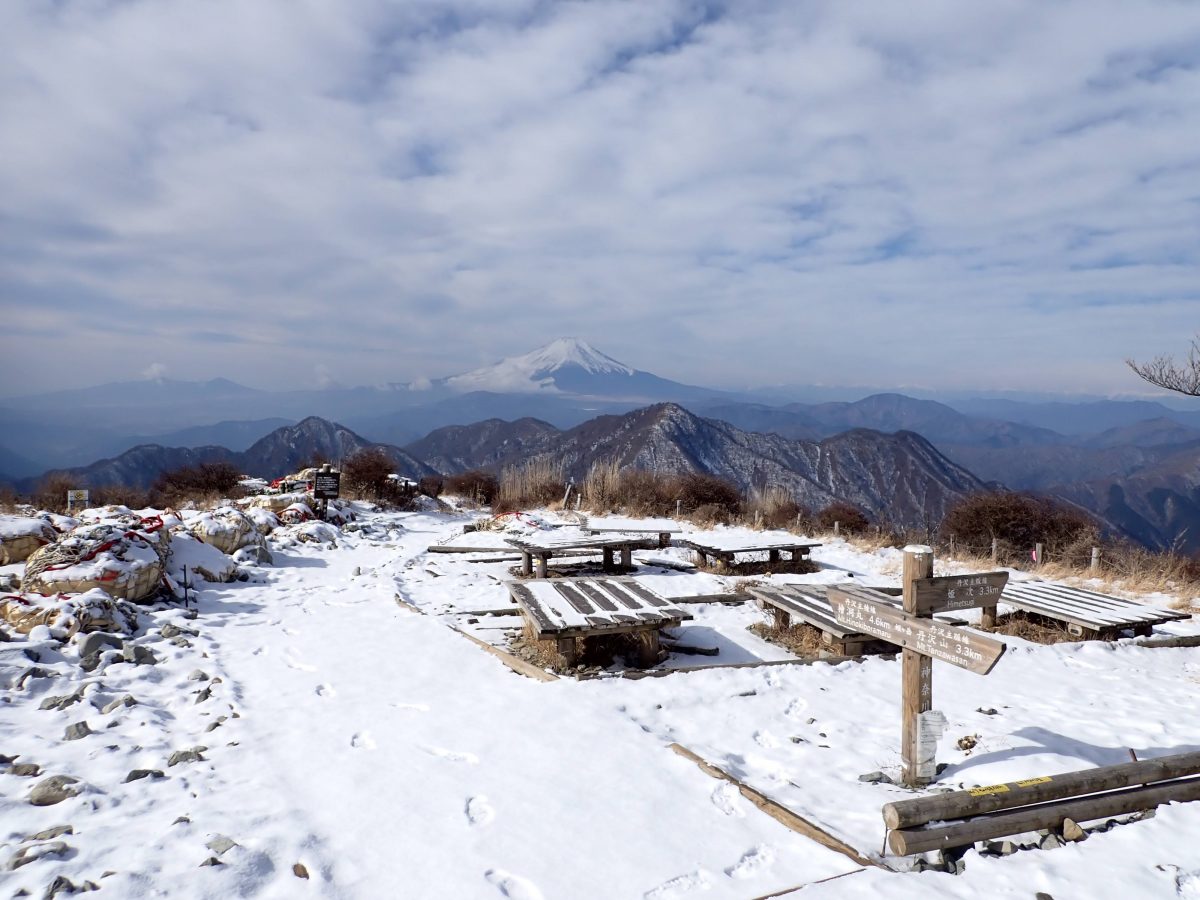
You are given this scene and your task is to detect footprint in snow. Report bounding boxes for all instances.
[725,845,775,880]
[644,869,713,899]
[485,869,543,900]
[783,698,808,718]
[282,627,300,636]
[284,654,317,672]
[424,747,479,764]
[252,646,269,656]
[315,684,336,698]
[466,795,495,826]
[709,783,744,817]
[391,702,429,712]
[753,730,779,749]
[350,732,377,750]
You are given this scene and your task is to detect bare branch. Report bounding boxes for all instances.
[1126,334,1200,397]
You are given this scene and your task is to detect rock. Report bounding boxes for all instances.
[7,841,69,871]
[206,835,237,855]
[806,717,816,725]
[161,623,198,639]
[77,632,122,658]
[857,771,892,784]
[78,653,103,673]
[0,752,16,764]
[41,691,85,712]
[8,763,41,777]
[16,667,56,689]
[1061,818,1088,842]
[194,686,212,704]
[204,716,228,733]
[997,840,1017,856]
[976,707,999,716]
[1039,833,1064,851]
[170,637,193,648]
[124,769,165,783]
[44,876,99,897]
[29,825,73,841]
[1035,894,1055,900]
[122,645,158,666]
[956,734,979,752]
[63,721,93,741]
[100,694,137,715]
[188,669,210,682]
[199,857,223,867]
[172,816,191,826]
[167,747,207,767]
[293,863,310,879]
[29,775,81,806]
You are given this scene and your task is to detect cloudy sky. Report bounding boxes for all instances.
[3,0,1198,397]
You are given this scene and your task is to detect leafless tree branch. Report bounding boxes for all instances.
[1126,334,1200,397]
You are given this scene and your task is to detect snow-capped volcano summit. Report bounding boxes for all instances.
[442,338,648,395]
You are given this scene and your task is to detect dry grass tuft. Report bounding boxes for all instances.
[749,621,826,658]
[507,625,643,673]
[988,611,1080,645]
[495,459,566,513]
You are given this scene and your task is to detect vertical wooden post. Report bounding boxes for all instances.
[620,546,633,568]
[949,534,956,556]
[1090,547,1101,574]
[1035,543,1044,567]
[834,521,840,537]
[991,537,998,563]
[676,499,682,517]
[536,554,549,578]
[902,545,935,787]
[521,552,533,577]
[602,547,615,571]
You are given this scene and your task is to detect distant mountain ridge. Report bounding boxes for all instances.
[20,417,434,491]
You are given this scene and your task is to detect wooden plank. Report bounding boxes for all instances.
[884,750,1200,830]
[890,775,1200,856]
[829,587,1006,676]
[913,572,1008,614]
[575,582,620,612]
[507,583,561,636]
[668,744,878,868]
[617,580,671,608]
[553,582,596,616]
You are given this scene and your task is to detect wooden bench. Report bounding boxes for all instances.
[584,515,682,549]
[999,581,1190,638]
[676,536,821,569]
[506,577,693,667]
[505,531,660,578]
[746,583,966,657]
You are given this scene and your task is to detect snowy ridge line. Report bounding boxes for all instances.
[668,743,883,871]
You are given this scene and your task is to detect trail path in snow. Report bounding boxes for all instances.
[195,512,857,898]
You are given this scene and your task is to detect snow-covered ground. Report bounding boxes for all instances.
[3,508,1199,899]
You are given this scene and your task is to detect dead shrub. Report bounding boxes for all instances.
[495,459,566,513]
[90,484,151,509]
[445,470,499,505]
[151,461,244,507]
[941,492,1097,560]
[749,621,826,658]
[341,448,417,506]
[689,503,737,527]
[674,473,742,517]
[816,502,870,534]
[418,475,444,498]
[32,473,76,513]
[582,461,675,515]
[989,610,1079,645]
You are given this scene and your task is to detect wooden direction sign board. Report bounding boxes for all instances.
[313,472,341,501]
[912,571,1008,614]
[830,547,1009,786]
[66,489,89,511]
[829,586,1006,675]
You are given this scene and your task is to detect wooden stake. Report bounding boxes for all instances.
[901,545,935,787]
[1091,546,1102,573]
[1035,542,1044,567]
[991,537,998,563]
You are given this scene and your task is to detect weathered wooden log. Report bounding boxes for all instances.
[1135,634,1200,649]
[884,750,1200,830]
[889,774,1200,855]
[661,640,719,657]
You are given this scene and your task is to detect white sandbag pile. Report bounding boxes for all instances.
[272,521,340,548]
[23,522,166,603]
[167,532,239,584]
[0,514,59,564]
[187,506,261,555]
[245,507,280,535]
[248,491,311,513]
[0,588,139,636]
[324,500,356,526]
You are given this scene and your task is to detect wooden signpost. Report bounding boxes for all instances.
[66,489,89,512]
[829,546,1009,787]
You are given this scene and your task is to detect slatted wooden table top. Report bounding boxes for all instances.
[1001,581,1191,630]
[505,530,661,553]
[506,578,693,639]
[676,536,822,555]
[583,516,683,534]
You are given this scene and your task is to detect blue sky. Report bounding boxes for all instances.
[2,0,1198,396]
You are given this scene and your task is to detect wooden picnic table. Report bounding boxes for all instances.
[676,535,822,569]
[584,515,682,548]
[746,583,969,657]
[506,577,693,667]
[505,530,660,578]
[999,581,1190,638]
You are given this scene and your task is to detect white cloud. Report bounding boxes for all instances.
[141,362,168,381]
[2,0,1198,395]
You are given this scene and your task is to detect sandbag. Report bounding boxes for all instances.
[0,515,58,564]
[23,523,165,603]
[245,507,280,535]
[167,533,239,583]
[1,588,139,636]
[187,507,260,555]
[280,502,315,525]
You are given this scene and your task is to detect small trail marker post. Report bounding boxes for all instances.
[829,546,1009,787]
[66,489,89,512]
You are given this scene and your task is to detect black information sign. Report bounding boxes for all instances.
[313,472,341,500]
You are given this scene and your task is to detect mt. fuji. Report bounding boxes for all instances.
[425,337,720,401]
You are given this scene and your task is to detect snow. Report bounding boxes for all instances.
[1,510,1198,898]
[445,337,635,393]
[586,515,683,533]
[0,514,56,541]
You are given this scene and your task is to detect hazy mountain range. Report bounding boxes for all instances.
[3,338,1197,551]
